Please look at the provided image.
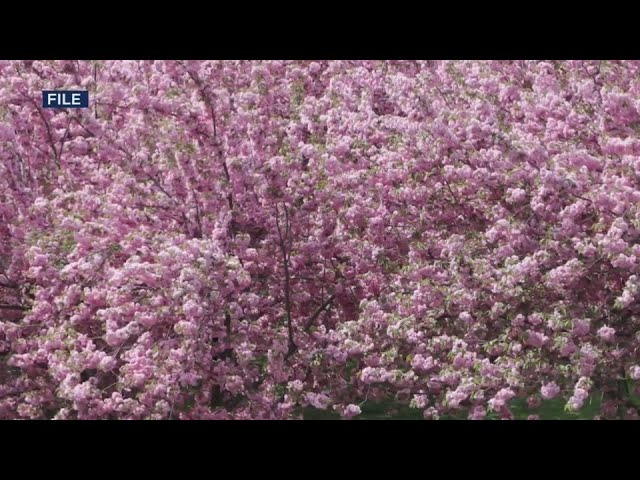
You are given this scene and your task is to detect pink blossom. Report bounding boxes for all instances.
[411,354,436,373]
[305,393,331,410]
[468,406,486,420]
[341,404,361,418]
[597,326,616,342]
[526,330,548,348]
[572,318,590,337]
[541,382,560,400]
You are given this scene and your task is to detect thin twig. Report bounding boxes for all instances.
[0,304,27,311]
[275,204,296,358]
[304,294,335,332]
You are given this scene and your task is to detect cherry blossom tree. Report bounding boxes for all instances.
[1,60,640,419]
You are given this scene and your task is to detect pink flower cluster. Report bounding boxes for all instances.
[1,60,640,419]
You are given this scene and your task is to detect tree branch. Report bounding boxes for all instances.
[275,204,296,358]
[443,179,459,206]
[184,65,234,212]
[0,304,27,311]
[304,294,335,332]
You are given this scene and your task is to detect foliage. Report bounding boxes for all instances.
[1,60,640,419]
